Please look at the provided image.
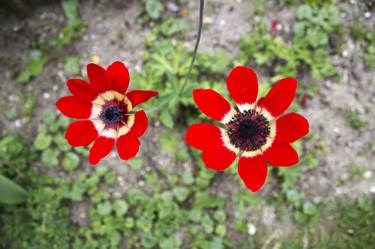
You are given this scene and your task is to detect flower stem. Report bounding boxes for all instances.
[179,0,205,96]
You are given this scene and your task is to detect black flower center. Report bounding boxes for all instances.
[100,105,124,125]
[227,110,270,151]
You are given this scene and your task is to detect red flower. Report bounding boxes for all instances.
[186,66,309,192]
[56,61,158,165]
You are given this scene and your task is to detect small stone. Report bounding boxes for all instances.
[370,186,375,194]
[203,17,213,24]
[254,16,260,22]
[247,223,256,235]
[342,50,349,57]
[347,228,354,235]
[276,23,283,31]
[43,92,50,99]
[364,12,371,18]
[14,119,22,128]
[364,170,372,179]
[139,180,144,187]
[166,2,179,12]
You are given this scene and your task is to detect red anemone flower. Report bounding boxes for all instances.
[186,66,309,192]
[56,61,158,165]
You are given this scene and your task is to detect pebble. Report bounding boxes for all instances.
[364,12,371,18]
[203,17,213,24]
[14,119,22,128]
[138,180,145,187]
[247,223,256,235]
[43,92,50,99]
[363,170,372,179]
[370,186,375,194]
[342,50,349,57]
[166,2,179,12]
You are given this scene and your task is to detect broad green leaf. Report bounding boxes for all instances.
[145,0,164,19]
[160,111,174,128]
[64,56,80,74]
[34,133,52,150]
[97,201,112,216]
[41,148,60,167]
[61,0,78,22]
[0,174,28,204]
[62,152,80,171]
[113,200,129,217]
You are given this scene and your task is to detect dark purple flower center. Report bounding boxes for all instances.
[100,105,124,125]
[227,110,270,151]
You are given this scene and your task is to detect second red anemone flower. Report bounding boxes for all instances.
[56,61,158,165]
[186,66,309,192]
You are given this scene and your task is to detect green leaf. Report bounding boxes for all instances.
[41,149,60,167]
[0,174,28,204]
[160,111,174,128]
[113,200,129,217]
[97,201,112,216]
[145,0,164,19]
[61,0,78,22]
[194,193,225,209]
[173,187,190,202]
[297,5,312,20]
[16,71,30,84]
[182,171,194,185]
[64,56,80,74]
[42,110,56,123]
[34,133,52,150]
[303,202,317,215]
[62,152,80,171]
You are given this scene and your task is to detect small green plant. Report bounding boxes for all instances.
[348,109,367,129]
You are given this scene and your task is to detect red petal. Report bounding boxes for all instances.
[263,142,299,166]
[88,136,115,165]
[106,61,130,94]
[65,120,98,146]
[226,66,258,106]
[201,144,237,171]
[193,89,232,122]
[185,123,222,151]
[87,63,108,93]
[238,156,268,192]
[127,90,158,107]
[116,133,140,160]
[258,78,297,117]
[56,96,92,119]
[67,78,98,102]
[130,110,148,137]
[275,112,309,143]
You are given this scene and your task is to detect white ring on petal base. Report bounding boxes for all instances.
[221,107,237,125]
[92,120,105,133]
[237,103,255,113]
[257,106,274,121]
[92,95,105,105]
[90,104,103,119]
[220,129,240,154]
[100,128,117,139]
[118,114,135,137]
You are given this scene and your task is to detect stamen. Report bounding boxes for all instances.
[100,105,124,125]
[227,109,270,151]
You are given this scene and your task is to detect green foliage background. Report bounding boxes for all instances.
[1,0,374,249]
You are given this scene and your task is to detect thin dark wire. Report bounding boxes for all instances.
[179,0,205,95]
